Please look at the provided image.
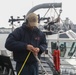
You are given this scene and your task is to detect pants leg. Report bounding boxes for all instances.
[16,62,38,75]
[31,62,38,75]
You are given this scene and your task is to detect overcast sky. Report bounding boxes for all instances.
[0,0,76,28]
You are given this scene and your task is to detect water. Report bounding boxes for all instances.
[0,34,8,50]
[0,33,12,56]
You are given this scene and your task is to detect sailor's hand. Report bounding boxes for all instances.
[27,45,40,55]
[26,45,34,52]
[33,47,40,56]
[35,48,40,52]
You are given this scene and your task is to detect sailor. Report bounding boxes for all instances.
[5,13,47,75]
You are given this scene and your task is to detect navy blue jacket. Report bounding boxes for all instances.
[5,23,47,64]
